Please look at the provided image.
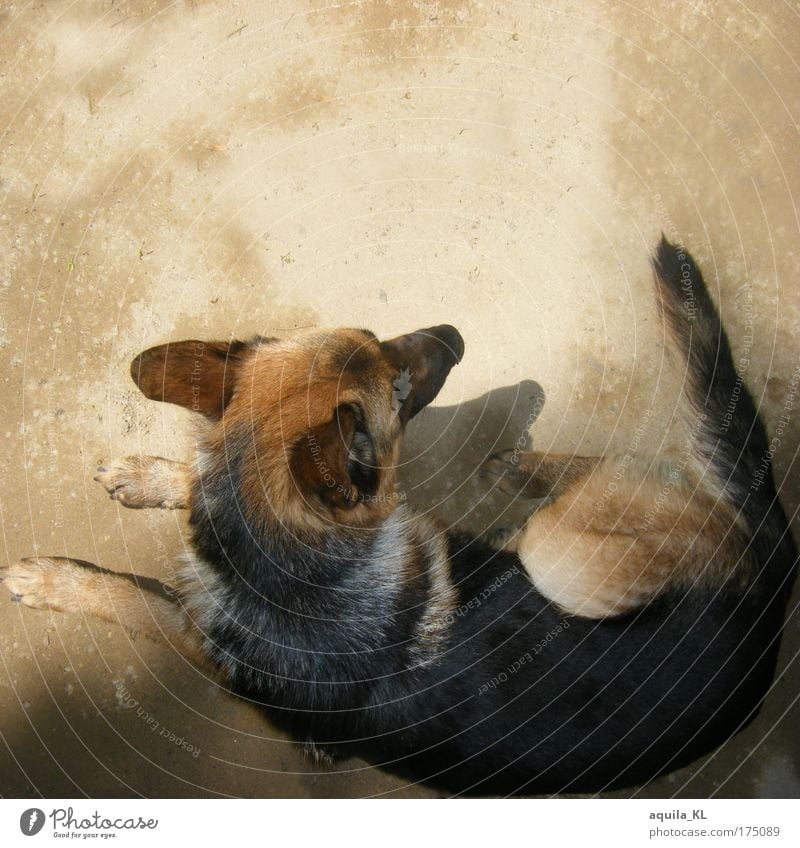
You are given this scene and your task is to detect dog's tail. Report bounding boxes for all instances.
[650,236,778,534]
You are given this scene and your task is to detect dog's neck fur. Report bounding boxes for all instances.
[187,436,457,670]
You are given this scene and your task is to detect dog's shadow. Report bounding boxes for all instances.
[398,380,545,537]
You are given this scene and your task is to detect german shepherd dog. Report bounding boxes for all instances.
[2,239,796,795]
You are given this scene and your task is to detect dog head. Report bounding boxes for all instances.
[130,325,463,529]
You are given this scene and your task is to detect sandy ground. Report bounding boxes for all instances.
[1,0,799,798]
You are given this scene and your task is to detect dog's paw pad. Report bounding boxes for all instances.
[94,456,187,509]
[94,457,150,507]
[1,558,72,611]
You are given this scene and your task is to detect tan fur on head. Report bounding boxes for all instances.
[131,325,462,534]
[195,330,402,532]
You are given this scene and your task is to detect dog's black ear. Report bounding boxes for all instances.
[380,324,464,422]
[289,404,378,514]
[131,339,251,419]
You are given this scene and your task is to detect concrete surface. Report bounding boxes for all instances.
[1,0,799,798]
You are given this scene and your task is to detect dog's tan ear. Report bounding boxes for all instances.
[131,339,251,419]
[290,404,376,514]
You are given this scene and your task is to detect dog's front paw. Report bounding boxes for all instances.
[94,456,189,509]
[94,456,158,507]
[1,557,84,612]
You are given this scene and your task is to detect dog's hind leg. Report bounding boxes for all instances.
[1,557,214,671]
[482,450,600,499]
[95,456,191,509]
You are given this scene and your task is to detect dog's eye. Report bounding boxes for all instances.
[348,428,373,467]
[347,404,374,464]
[344,406,378,492]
